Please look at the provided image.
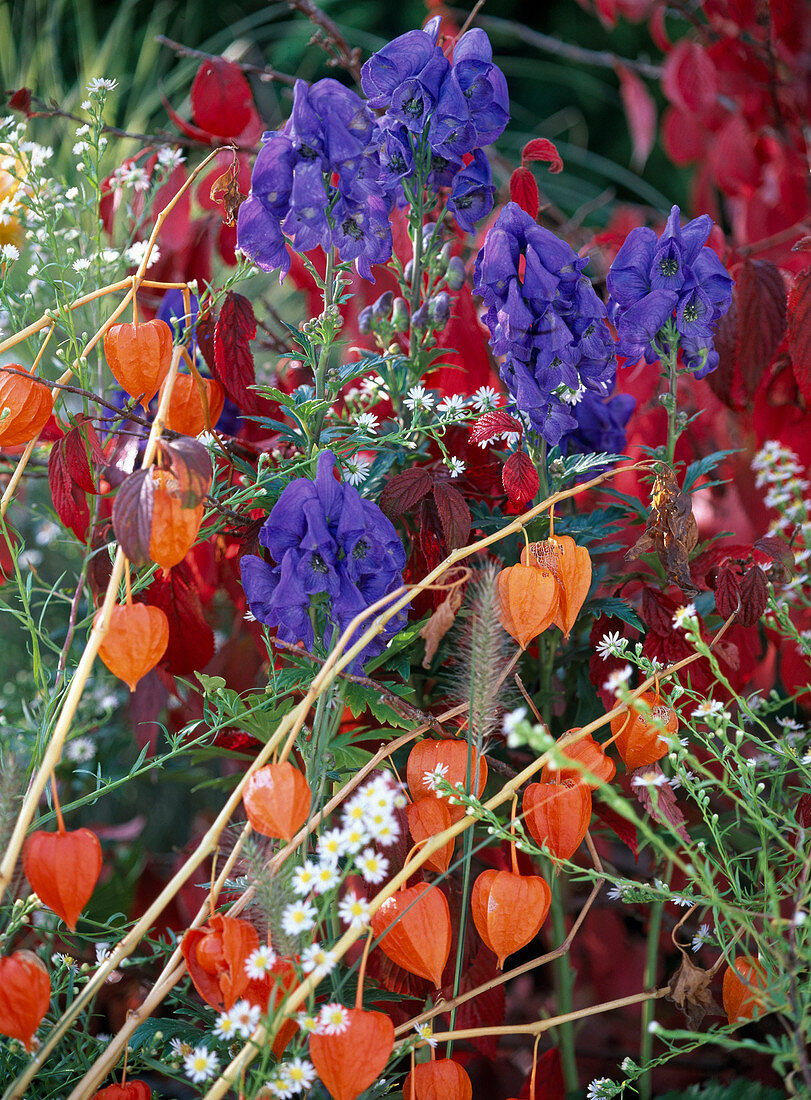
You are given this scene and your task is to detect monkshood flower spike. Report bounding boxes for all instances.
[240,451,407,672]
[473,201,616,446]
[606,205,733,377]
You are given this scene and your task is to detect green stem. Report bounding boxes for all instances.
[408,191,425,363]
[310,249,336,452]
[639,859,671,1100]
[536,435,550,502]
[549,868,578,1093]
[663,350,680,469]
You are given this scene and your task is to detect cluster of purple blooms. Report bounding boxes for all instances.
[607,205,733,377]
[237,18,508,280]
[473,202,618,447]
[240,451,407,672]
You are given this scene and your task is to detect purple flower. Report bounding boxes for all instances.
[446,149,495,233]
[429,29,509,158]
[240,451,407,671]
[360,25,450,133]
[473,202,616,445]
[607,205,733,373]
[558,384,636,459]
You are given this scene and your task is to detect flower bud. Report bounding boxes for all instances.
[358,306,374,335]
[372,291,393,321]
[403,260,414,283]
[411,302,430,331]
[429,292,451,329]
[421,222,437,246]
[391,297,410,332]
[446,255,466,291]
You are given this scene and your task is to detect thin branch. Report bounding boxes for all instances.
[155,35,298,88]
[287,0,363,81]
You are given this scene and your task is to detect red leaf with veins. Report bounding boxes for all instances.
[48,441,89,540]
[615,63,656,169]
[190,59,254,138]
[735,260,786,398]
[380,468,434,518]
[502,451,539,508]
[737,564,768,628]
[470,409,522,446]
[111,469,155,566]
[509,166,539,219]
[521,138,563,174]
[789,269,811,404]
[662,40,718,113]
[214,291,258,411]
[146,562,214,675]
[713,561,741,620]
[631,763,690,843]
[433,481,470,549]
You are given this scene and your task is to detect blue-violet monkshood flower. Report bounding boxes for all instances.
[240,451,407,672]
[606,205,733,377]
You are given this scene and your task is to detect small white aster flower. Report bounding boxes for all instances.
[300,942,337,978]
[672,603,697,629]
[230,999,261,1037]
[72,141,89,155]
[183,1046,219,1084]
[343,456,372,485]
[445,456,466,478]
[423,762,450,792]
[631,770,669,789]
[595,630,624,660]
[281,901,317,937]
[586,1079,617,1100]
[354,411,379,434]
[72,257,91,272]
[436,394,468,419]
[66,736,95,762]
[245,944,278,978]
[404,384,435,412]
[691,923,712,952]
[87,77,119,93]
[95,942,111,964]
[0,243,19,262]
[502,706,527,741]
[602,664,633,697]
[296,1011,320,1034]
[692,698,726,719]
[281,1056,317,1092]
[317,828,346,862]
[169,1037,193,1058]
[414,1021,438,1048]
[291,860,319,896]
[338,890,372,929]
[607,884,626,901]
[213,1008,239,1040]
[312,860,341,895]
[124,240,160,269]
[356,847,389,884]
[317,1003,350,1035]
[157,146,185,169]
[471,385,500,413]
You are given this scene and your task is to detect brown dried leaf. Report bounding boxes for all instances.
[209,152,246,226]
[631,763,690,843]
[420,584,464,668]
[667,952,722,1029]
[626,467,699,597]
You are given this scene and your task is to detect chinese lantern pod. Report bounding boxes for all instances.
[149,470,205,570]
[539,729,616,788]
[161,374,225,437]
[550,536,592,639]
[406,739,488,810]
[95,604,170,692]
[243,761,311,840]
[471,869,551,968]
[0,950,51,1051]
[497,563,559,649]
[309,1007,394,1100]
[103,319,173,403]
[610,691,678,771]
[22,827,102,931]
[406,795,455,873]
[370,882,452,988]
[402,1058,473,1100]
[523,780,592,861]
[0,365,54,447]
[92,1083,152,1100]
[722,956,767,1023]
[180,914,259,1011]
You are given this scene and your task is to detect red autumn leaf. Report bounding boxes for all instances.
[713,560,741,619]
[502,450,539,508]
[49,439,90,540]
[161,91,214,143]
[509,166,539,219]
[662,40,718,113]
[432,481,471,549]
[146,561,214,675]
[738,564,769,628]
[380,467,434,518]
[519,1047,565,1099]
[195,309,218,372]
[470,409,522,446]
[593,799,639,860]
[708,296,740,410]
[190,59,253,138]
[213,291,258,411]
[631,763,690,843]
[615,63,656,170]
[65,418,105,493]
[159,437,213,507]
[8,87,32,114]
[753,535,795,582]
[735,260,787,398]
[788,269,811,404]
[112,468,155,566]
[521,138,563,174]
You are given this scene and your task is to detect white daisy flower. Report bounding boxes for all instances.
[312,860,341,895]
[340,822,369,853]
[343,456,372,485]
[212,1009,239,1041]
[354,412,379,434]
[87,77,119,93]
[595,630,624,660]
[317,828,346,862]
[291,860,319,897]
[183,1046,219,1084]
[691,923,712,952]
[296,1011,320,1034]
[436,394,468,419]
[414,1021,437,1048]
[446,456,466,478]
[281,901,317,937]
[422,762,450,792]
[281,1056,317,1093]
[356,847,389,884]
[230,1000,261,1037]
[317,1003,350,1035]
[300,942,337,978]
[471,385,500,413]
[245,944,277,978]
[337,890,372,929]
[404,384,435,412]
[672,603,697,629]
[602,664,633,696]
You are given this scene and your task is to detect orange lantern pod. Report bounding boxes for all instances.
[103,319,173,404]
[471,868,551,968]
[523,780,592,862]
[497,563,558,649]
[403,1058,473,1100]
[722,956,767,1023]
[0,950,51,1050]
[539,728,616,788]
[243,761,311,840]
[406,739,487,823]
[523,536,591,641]
[180,913,259,1012]
[149,469,204,571]
[610,691,678,771]
[310,1007,394,1100]
[0,365,54,447]
[95,604,169,692]
[160,373,225,437]
[22,827,102,930]
[406,795,455,873]
[371,882,451,988]
[92,1084,152,1100]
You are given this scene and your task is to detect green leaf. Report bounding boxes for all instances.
[342,678,416,728]
[586,596,644,631]
[682,449,738,494]
[130,1016,206,1051]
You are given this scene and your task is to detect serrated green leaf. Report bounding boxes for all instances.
[682,449,738,494]
[587,596,644,631]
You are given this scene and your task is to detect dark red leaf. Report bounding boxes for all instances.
[788,269,811,404]
[112,469,155,566]
[707,296,741,410]
[502,451,539,509]
[146,562,214,675]
[796,793,811,830]
[735,260,786,398]
[615,63,656,170]
[519,1047,565,1100]
[753,535,794,582]
[195,311,217,373]
[48,439,90,541]
[713,560,741,620]
[432,481,471,550]
[213,291,258,411]
[738,564,768,628]
[190,59,253,139]
[8,88,32,114]
[593,799,639,860]
[450,943,505,1059]
[521,138,563,174]
[64,418,105,494]
[159,437,213,506]
[470,410,522,446]
[509,166,539,219]
[631,763,690,844]
[380,468,434,518]
[662,40,718,113]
